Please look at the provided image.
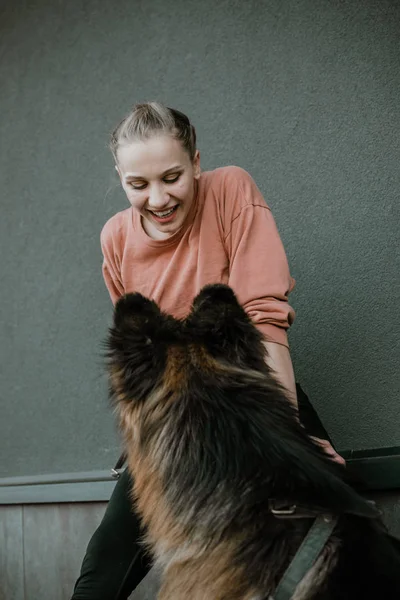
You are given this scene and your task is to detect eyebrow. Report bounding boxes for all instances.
[124,165,183,180]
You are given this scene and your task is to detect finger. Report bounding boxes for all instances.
[330,452,346,466]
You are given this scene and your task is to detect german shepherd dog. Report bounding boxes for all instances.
[106,284,400,599]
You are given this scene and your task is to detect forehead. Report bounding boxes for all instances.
[117,135,189,178]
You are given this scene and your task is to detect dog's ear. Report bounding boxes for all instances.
[106,293,176,403]
[186,284,267,371]
[113,292,161,326]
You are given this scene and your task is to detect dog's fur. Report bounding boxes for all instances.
[106,284,400,599]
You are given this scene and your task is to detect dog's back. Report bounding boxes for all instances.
[107,284,400,599]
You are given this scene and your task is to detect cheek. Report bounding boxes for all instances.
[174,178,193,201]
[126,191,146,212]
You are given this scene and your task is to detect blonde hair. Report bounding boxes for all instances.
[110,102,197,162]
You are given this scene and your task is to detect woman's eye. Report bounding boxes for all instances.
[128,174,180,189]
[164,174,180,184]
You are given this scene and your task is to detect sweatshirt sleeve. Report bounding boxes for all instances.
[224,170,296,347]
[100,218,125,305]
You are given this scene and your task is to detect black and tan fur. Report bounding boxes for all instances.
[106,284,400,599]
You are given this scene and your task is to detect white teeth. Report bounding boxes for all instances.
[153,207,176,217]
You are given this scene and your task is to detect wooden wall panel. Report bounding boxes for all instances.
[0,494,398,600]
[0,500,160,600]
[22,502,106,600]
[0,506,25,600]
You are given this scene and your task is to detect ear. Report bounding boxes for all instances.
[115,164,123,182]
[106,293,174,403]
[113,292,162,331]
[193,149,201,179]
[114,164,130,196]
[186,284,267,371]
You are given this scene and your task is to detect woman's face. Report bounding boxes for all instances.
[116,135,200,240]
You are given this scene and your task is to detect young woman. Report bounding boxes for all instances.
[71,102,344,600]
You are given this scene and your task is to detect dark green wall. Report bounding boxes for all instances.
[1,0,399,477]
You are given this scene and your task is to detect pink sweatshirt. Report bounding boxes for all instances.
[101,166,296,347]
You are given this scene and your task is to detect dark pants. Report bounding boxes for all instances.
[71,384,332,600]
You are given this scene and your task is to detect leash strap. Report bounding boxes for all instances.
[110,451,127,479]
[270,514,338,600]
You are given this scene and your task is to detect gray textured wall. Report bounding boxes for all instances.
[1,0,399,478]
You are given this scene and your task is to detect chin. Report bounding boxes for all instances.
[155,222,180,235]
[154,214,185,233]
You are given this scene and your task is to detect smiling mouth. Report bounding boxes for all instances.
[148,205,179,222]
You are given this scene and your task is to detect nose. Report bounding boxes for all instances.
[147,184,170,209]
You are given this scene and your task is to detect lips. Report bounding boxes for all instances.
[148,205,179,223]
[152,206,176,218]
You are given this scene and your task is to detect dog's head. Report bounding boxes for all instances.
[106,284,378,522]
[107,284,268,407]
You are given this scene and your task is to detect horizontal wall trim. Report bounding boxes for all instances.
[341,447,400,493]
[0,469,121,487]
[0,480,116,504]
[0,469,122,504]
[0,447,399,504]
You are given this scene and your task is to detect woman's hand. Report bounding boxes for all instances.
[310,436,346,466]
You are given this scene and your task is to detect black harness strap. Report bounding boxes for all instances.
[111,451,127,478]
[269,514,338,600]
